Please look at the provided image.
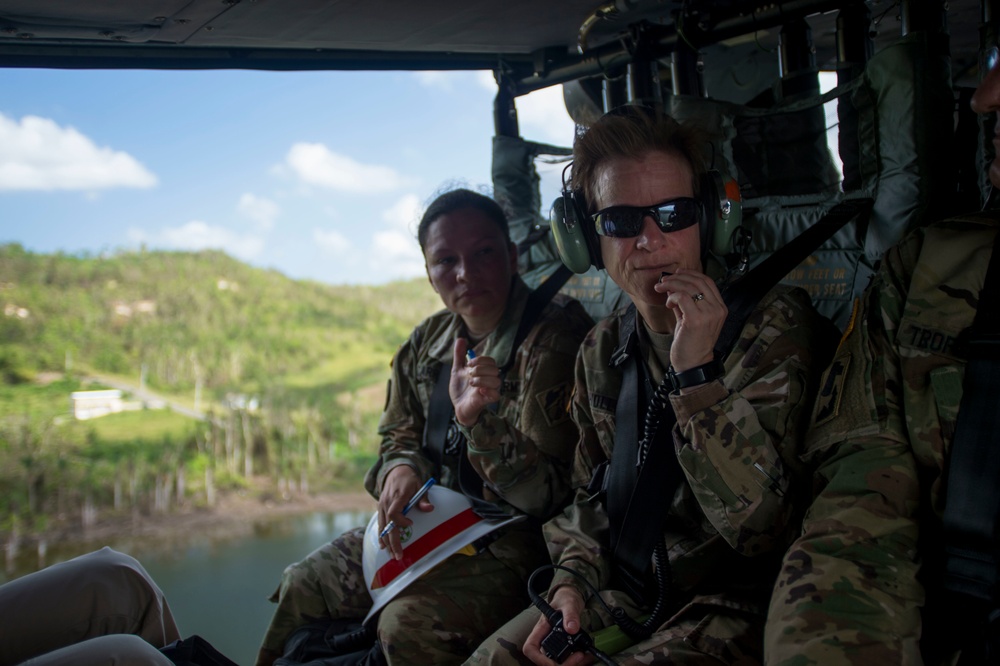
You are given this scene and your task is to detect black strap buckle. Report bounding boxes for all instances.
[586,460,609,501]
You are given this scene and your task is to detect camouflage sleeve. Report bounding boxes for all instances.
[669,288,825,556]
[544,339,613,598]
[463,313,588,520]
[764,240,925,665]
[363,331,436,499]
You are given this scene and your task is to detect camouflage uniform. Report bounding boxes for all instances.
[764,214,1000,665]
[258,276,593,666]
[469,284,830,665]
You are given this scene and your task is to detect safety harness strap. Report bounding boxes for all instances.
[605,305,684,603]
[942,227,1000,604]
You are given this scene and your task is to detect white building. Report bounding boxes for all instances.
[71,389,124,420]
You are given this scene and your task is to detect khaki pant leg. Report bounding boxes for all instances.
[464,605,540,666]
[378,549,530,666]
[257,526,371,664]
[0,547,180,666]
[18,635,174,666]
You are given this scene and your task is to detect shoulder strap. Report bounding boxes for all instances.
[942,227,1000,605]
[605,306,685,603]
[501,265,572,374]
[423,359,454,477]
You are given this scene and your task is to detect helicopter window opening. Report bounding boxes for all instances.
[2,68,510,287]
[510,83,576,220]
[819,71,845,187]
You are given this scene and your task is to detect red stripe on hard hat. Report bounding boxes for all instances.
[370,508,482,590]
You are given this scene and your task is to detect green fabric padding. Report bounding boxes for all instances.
[669,31,956,329]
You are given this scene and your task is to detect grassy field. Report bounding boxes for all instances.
[85,408,201,443]
[0,376,78,420]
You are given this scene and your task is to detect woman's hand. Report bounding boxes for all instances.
[377,465,434,560]
[654,268,727,372]
[523,587,593,665]
[449,337,501,427]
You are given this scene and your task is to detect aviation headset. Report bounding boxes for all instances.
[550,106,742,274]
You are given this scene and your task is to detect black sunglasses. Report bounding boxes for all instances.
[592,197,702,238]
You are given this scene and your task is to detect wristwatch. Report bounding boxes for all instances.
[667,359,725,391]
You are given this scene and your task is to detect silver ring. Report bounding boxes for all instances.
[692,293,705,302]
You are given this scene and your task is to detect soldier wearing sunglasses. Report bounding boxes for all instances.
[468,107,831,665]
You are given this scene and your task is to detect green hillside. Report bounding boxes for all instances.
[0,243,442,539]
[0,243,440,396]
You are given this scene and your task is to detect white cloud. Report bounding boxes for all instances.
[416,70,496,93]
[313,228,352,255]
[475,71,496,91]
[414,71,455,90]
[237,193,279,230]
[371,229,425,279]
[381,194,423,234]
[0,113,157,191]
[515,85,575,146]
[283,143,413,193]
[128,221,264,261]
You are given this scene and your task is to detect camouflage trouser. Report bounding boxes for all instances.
[259,526,531,666]
[258,526,372,665]
[465,589,764,665]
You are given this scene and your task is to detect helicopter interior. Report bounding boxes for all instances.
[0,0,993,325]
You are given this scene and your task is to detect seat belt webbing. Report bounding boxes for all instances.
[942,227,1000,603]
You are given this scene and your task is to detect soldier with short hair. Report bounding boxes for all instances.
[468,106,831,665]
[257,188,593,666]
[763,37,1000,666]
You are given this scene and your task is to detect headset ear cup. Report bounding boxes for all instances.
[550,194,599,273]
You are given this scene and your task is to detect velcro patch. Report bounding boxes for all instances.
[813,353,850,427]
[535,381,572,427]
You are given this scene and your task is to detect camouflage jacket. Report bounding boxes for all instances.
[363,275,593,531]
[545,284,829,611]
[765,214,1000,666]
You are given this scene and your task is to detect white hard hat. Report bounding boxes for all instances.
[361,484,524,623]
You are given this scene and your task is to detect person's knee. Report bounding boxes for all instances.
[465,607,538,666]
[27,634,174,666]
[80,547,144,581]
[275,558,316,601]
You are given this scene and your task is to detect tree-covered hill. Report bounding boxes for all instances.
[0,243,443,542]
[0,243,442,398]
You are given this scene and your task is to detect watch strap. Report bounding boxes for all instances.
[668,359,725,391]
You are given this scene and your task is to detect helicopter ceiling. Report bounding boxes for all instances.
[0,1,985,95]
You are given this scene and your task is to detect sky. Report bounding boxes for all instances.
[0,67,577,285]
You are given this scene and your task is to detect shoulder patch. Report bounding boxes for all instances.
[535,381,572,427]
[813,353,850,427]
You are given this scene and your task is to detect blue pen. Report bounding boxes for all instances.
[466,348,476,360]
[379,477,436,539]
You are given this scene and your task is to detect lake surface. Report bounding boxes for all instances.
[2,510,372,666]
